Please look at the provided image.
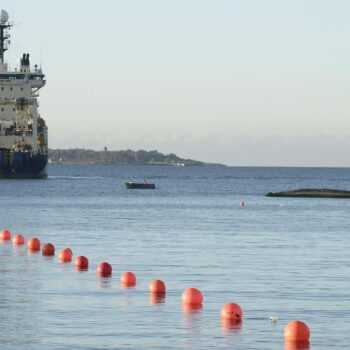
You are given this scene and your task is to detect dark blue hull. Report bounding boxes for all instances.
[125,182,155,189]
[0,151,48,178]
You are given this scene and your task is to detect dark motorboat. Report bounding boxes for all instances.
[125,181,155,189]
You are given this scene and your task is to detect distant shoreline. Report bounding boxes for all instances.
[49,162,224,166]
[48,148,226,167]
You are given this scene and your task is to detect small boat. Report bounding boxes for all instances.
[125,181,155,189]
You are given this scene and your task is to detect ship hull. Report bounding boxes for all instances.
[0,151,48,178]
[125,182,155,189]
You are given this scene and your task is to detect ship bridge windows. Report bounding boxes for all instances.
[29,74,44,80]
[0,74,25,80]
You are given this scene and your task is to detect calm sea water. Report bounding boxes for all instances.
[0,165,349,350]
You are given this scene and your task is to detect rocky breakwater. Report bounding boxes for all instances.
[266,188,350,198]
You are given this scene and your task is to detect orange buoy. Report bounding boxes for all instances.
[42,243,55,256]
[149,279,166,293]
[97,262,112,277]
[12,234,25,245]
[27,237,41,251]
[1,230,11,240]
[59,248,72,262]
[75,256,89,269]
[221,303,243,322]
[120,271,136,285]
[284,320,310,342]
[182,288,203,305]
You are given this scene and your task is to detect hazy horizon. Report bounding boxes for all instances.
[3,0,350,166]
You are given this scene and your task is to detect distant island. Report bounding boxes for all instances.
[48,148,224,166]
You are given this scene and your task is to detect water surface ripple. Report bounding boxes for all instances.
[0,165,349,349]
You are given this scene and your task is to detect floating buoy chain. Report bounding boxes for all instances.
[2,229,310,344]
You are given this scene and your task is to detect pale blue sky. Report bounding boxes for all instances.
[3,0,350,165]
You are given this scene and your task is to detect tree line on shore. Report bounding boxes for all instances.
[48,148,206,166]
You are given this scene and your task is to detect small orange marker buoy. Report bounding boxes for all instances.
[97,262,112,277]
[182,288,203,305]
[12,234,25,245]
[120,271,136,287]
[221,303,243,322]
[149,279,166,293]
[27,237,41,251]
[1,230,11,240]
[284,320,310,342]
[240,201,245,207]
[75,256,89,269]
[59,248,72,262]
[120,271,136,284]
[42,243,55,256]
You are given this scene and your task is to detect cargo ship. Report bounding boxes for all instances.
[0,10,48,178]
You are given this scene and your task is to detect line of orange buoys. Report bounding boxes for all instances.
[1,228,311,347]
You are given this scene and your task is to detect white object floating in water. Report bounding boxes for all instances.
[270,316,278,323]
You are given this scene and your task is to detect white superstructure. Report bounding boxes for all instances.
[0,10,48,178]
[0,62,47,154]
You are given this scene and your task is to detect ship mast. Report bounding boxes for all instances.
[0,10,11,64]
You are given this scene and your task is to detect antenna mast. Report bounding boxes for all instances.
[0,10,12,64]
